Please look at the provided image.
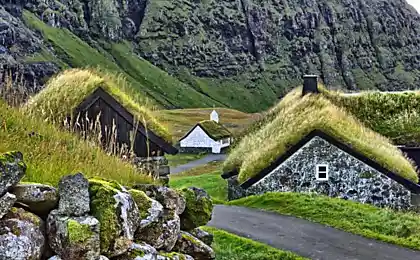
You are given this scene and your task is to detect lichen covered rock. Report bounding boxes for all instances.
[173,231,215,260]
[134,185,186,215]
[89,178,140,256]
[180,187,213,230]
[190,228,213,246]
[157,252,194,260]
[0,207,45,260]
[135,209,180,251]
[47,209,100,260]
[58,173,90,216]
[0,151,26,197]
[0,192,17,219]
[128,189,163,228]
[12,183,58,217]
[113,242,158,260]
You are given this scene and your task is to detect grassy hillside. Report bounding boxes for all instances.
[154,108,261,141]
[22,10,221,110]
[0,101,152,186]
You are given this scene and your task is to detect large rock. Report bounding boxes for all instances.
[0,151,26,196]
[128,189,163,228]
[135,209,180,251]
[190,228,213,246]
[49,255,109,260]
[157,252,194,260]
[47,210,100,260]
[58,173,90,216]
[180,187,213,231]
[12,183,58,217]
[0,207,45,260]
[89,178,140,257]
[173,231,215,260]
[113,242,158,260]
[133,184,186,215]
[0,192,16,219]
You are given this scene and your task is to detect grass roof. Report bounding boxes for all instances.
[0,100,152,186]
[320,87,420,146]
[23,68,172,143]
[223,88,419,184]
[198,120,231,140]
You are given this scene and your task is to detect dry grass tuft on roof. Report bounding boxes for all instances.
[23,68,172,143]
[223,88,419,184]
[320,87,420,146]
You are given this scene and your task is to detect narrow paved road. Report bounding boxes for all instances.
[170,154,226,174]
[208,205,420,260]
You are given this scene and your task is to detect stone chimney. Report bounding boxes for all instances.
[302,75,319,96]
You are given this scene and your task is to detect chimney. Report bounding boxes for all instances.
[302,75,319,96]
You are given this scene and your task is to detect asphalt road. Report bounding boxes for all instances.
[170,154,227,174]
[208,205,420,260]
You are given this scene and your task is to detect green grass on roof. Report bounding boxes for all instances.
[198,120,231,140]
[223,88,419,184]
[23,68,172,143]
[320,87,420,146]
[0,101,152,186]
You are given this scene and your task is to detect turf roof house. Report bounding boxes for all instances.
[222,76,420,210]
[179,110,232,154]
[25,69,177,178]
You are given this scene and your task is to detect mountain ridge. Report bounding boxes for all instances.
[1,0,420,112]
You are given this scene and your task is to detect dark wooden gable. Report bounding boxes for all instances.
[74,87,177,157]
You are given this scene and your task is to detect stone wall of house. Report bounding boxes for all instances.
[0,151,215,260]
[228,136,413,210]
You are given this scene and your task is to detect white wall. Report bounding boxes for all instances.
[180,126,230,153]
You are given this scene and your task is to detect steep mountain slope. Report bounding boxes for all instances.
[1,0,420,112]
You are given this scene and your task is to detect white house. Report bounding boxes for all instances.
[179,110,232,154]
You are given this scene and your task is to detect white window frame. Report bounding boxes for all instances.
[316,164,329,181]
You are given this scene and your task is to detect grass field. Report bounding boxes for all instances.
[154,108,261,141]
[202,227,307,260]
[169,168,227,204]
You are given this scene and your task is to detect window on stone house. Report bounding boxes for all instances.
[316,164,328,181]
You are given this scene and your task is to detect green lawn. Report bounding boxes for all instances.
[166,153,207,167]
[169,171,227,204]
[202,227,307,260]
[230,192,420,250]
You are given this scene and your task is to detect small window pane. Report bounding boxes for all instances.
[318,172,327,179]
[318,166,327,172]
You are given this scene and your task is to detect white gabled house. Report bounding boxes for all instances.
[179,110,232,154]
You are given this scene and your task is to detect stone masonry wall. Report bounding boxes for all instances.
[0,151,215,260]
[228,136,412,210]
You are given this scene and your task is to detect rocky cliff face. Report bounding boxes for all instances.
[1,0,420,110]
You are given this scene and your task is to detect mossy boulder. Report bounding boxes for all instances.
[0,207,45,260]
[173,231,215,260]
[180,187,213,231]
[112,242,158,260]
[89,178,140,257]
[58,173,90,216]
[133,184,186,215]
[190,227,213,246]
[12,183,58,217]
[0,151,26,197]
[47,209,100,259]
[128,189,163,228]
[0,192,16,219]
[135,209,180,251]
